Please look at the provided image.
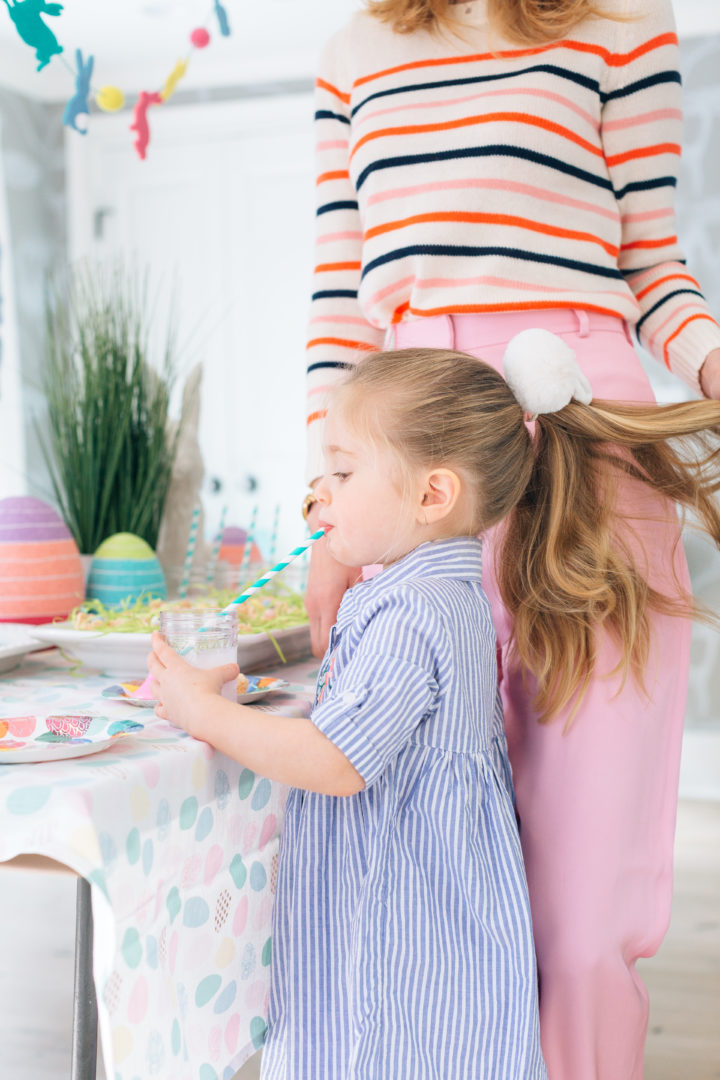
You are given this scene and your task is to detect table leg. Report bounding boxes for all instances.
[70,877,98,1080]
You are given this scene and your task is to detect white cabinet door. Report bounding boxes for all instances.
[66,94,316,556]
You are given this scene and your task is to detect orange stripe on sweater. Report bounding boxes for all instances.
[663,314,718,368]
[353,34,678,88]
[316,78,350,104]
[634,272,699,301]
[314,261,362,273]
[307,337,379,352]
[364,211,618,256]
[606,142,680,167]
[350,111,603,160]
[307,409,328,425]
[621,235,677,252]
[316,170,351,185]
[398,299,625,321]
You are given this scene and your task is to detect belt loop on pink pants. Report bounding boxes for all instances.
[574,309,590,338]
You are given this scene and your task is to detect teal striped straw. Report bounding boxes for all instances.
[178,506,200,599]
[223,528,325,610]
[177,527,326,655]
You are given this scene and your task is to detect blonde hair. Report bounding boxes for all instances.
[366,0,609,44]
[333,348,720,724]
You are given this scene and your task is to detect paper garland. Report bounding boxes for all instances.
[2,0,233,160]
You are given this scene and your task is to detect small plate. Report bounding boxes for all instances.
[0,713,143,764]
[0,624,48,675]
[101,675,291,707]
[237,676,290,704]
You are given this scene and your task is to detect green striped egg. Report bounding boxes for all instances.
[86,533,167,608]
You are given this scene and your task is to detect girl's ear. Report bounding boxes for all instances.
[418,469,462,524]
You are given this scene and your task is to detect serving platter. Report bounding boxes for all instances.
[30,621,312,677]
[0,624,50,675]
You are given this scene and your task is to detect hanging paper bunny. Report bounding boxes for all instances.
[1,0,63,71]
[214,0,230,37]
[63,48,93,134]
[130,90,163,161]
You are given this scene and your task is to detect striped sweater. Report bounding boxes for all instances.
[305,0,720,481]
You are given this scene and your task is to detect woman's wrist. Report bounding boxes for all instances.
[699,348,720,400]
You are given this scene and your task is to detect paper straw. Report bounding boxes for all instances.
[224,528,326,610]
[205,504,227,586]
[238,504,258,587]
[268,503,280,565]
[178,506,200,599]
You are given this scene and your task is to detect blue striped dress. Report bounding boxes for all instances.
[260,538,547,1079]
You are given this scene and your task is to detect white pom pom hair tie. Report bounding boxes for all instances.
[502,328,593,419]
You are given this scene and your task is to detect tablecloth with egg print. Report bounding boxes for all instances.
[0,649,317,1080]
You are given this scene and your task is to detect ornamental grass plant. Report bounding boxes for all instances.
[41,264,181,553]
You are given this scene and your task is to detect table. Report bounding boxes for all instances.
[0,650,318,1080]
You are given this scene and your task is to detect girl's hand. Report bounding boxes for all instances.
[700,348,720,400]
[147,631,239,737]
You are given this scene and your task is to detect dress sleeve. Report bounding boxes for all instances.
[311,588,445,787]
[600,0,720,393]
[305,31,386,484]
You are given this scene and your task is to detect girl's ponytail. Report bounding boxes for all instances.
[497,398,720,724]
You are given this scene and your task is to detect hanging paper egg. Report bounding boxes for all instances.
[96,85,125,112]
[86,533,167,608]
[217,526,263,567]
[0,496,85,624]
[190,27,211,48]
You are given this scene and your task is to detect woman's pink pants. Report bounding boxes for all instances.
[392,310,692,1080]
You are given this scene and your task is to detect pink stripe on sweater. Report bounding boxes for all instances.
[621,208,674,224]
[317,231,364,244]
[648,301,707,347]
[355,86,598,134]
[412,275,631,300]
[307,384,335,397]
[602,108,682,132]
[309,315,373,327]
[366,177,620,222]
[316,140,350,151]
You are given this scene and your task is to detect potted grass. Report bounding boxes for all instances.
[40,263,182,560]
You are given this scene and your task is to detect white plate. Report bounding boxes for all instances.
[0,624,49,675]
[0,735,120,764]
[30,622,313,678]
[0,713,143,764]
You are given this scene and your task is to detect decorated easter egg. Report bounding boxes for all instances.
[0,496,85,624]
[86,533,167,608]
[217,526,262,567]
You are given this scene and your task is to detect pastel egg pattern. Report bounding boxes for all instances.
[86,532,167,608]
[0,495,84,623]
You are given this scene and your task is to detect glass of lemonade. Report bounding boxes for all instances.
[159,610,238,702]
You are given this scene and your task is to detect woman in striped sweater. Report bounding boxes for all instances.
[302,1,720,1076]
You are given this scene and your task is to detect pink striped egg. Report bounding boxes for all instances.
[0,496,85,624]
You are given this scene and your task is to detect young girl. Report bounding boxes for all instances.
[302,1,720,1074]
[149,338,720,1080]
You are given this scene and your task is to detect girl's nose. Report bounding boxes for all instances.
[314,478,330,506]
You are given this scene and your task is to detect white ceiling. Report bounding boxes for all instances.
[0,0,719,103]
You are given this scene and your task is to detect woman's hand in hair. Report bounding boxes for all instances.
[304,504,362,658]
[700,348,720,400]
